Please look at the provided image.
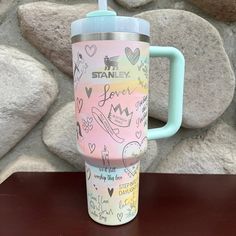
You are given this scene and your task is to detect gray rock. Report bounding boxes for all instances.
[0,155,72,184]
[156,120,236,174]
[0,0,15,21]
[17,2,98,77]
[188,0,236,22]
[0,45,58,158]
[43,102,159,171]
[140,135,159,173]
[43,102,84,170]
[136,10,235,128]
[115,0,153,9]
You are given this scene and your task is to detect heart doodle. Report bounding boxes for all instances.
[135,130,142,139]
[125,47,140,65]
[76,98,83,113]
[122,137,147,176]
[117,213,123,222]
[86,167,91,181]
[88,143,96,153]
[85,45,97,57]
[85,87,92,98]
[88,117,93,123]
[108,188,114,197]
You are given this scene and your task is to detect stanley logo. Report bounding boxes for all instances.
[92,55,130,79]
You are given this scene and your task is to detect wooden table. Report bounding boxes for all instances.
[0,172,236,236]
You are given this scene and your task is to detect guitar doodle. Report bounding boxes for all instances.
[92,107,125,143]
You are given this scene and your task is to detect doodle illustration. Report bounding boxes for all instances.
[89,200,95,210]
[138,77,148,89]
[125,47,140,65]
[85,44,97,57]
[126,207,136,219]
[85,87,93,98]
[76,121,83,141]
[117,212,123,222]
[88,143,96,153]
[101,145,110,166]
[137,61,145,71]
[93,184,98,191]
[137,57,148,79]
[76,97,83,113]
[82,117,93,133]
[108,187,114,197]
[74,52,88,83]
[86,166,91,181]
[122,137,147,176]
[135,130,142,139]
[92,107,125,143]
[108,104,133,127]
[104,56,119,70]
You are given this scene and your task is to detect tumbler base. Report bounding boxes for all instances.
[88,208,138,226]
[85,161,140,226]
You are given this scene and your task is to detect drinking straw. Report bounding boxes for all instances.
[98,0,107,11]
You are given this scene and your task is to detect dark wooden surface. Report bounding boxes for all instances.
[0,172,236,236]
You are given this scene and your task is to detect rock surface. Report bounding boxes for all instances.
[188,0,236,22]
[156,121,236,174]
[43,102,84,170]
[136,10,235,128]
[0,45,58,158]
[17,2,97,76]
[43,102,159,171]
[115,0,153,9]
[0,155,72,184]
[0,0,15,21]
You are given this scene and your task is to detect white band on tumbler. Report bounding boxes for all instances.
[85,161,140,226]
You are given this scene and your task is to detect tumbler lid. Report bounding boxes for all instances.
[71,0,150,38]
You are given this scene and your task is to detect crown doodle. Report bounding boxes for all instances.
[108,104,133,127]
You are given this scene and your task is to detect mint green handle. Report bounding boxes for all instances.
[148,46,185,140]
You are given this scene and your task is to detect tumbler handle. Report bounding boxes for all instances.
[148,46,185,140]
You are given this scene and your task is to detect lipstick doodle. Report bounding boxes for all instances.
[101,145,110,167]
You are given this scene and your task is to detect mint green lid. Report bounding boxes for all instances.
[71,0,150,38]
